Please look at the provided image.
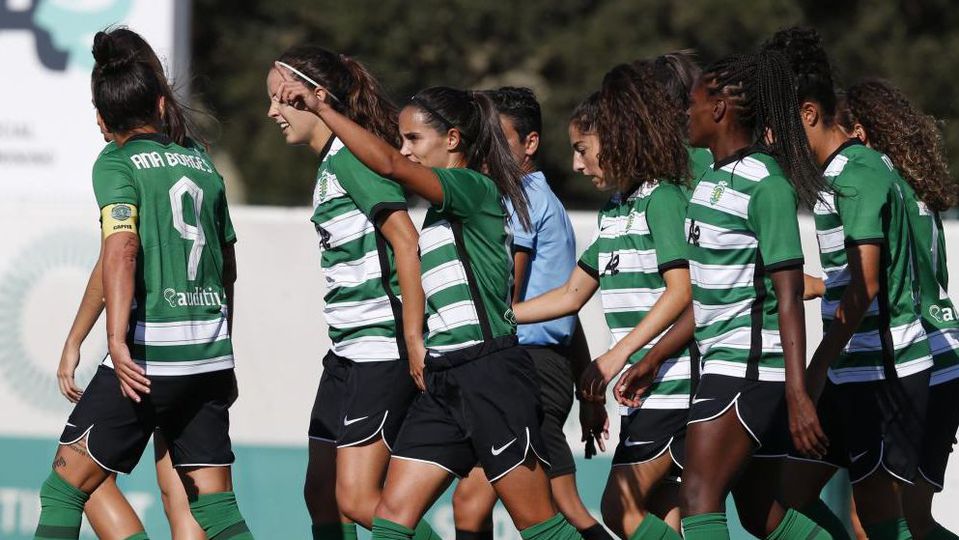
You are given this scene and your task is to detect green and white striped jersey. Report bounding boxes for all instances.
[686,149,804,382]
[813,140,932,384]
[894,176,958,384]
[579,181,693,410]
[419,168,516,354]
[92,134,236,376]
[312,138,407,362]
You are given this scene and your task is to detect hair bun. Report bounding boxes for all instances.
[92,30,137,71]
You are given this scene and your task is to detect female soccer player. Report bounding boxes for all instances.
[35,30,251,540]
[839,80,958,540]
[620,50,832,540]
[274,75,582,540]
[767,27,935,540]
[56,26,208,540]
[512,61,693,540]
[265,46,434,540]
[449,87,609,540]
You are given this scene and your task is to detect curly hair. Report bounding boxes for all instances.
[569,91,599,134]
[597,63,690,192]
[841,79,958,211]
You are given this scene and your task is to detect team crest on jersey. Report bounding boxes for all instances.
[313,169,335,207]
[709,181,728,205]
[625,210,636,231]
[504,308,517,325]
[111,204,133,221]
[929,304,956,323]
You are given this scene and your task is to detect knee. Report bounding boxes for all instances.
[452,485,494,530]
[736,514,769,539]
[680,472,718,516]
[304,472,336,517]
[335,477,378,525]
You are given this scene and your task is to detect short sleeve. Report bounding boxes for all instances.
[577,218,601,279]
[504,197,535,253]
[646,186,689,272]
[835,176,887,244]
[332,150,406,223]
[219,190,237,245]
[434,168,497,220]
[747,176,804,270]
[92,153,137,209]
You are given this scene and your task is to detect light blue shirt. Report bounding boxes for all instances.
[505,171,577,346]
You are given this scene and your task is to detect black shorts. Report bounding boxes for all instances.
[834,370,930,484]
[308,351,418,449]
[392,337,550,482]
[919,377,959,490]
[687,374,790,457]
[60,366,235,474]
[613,407,687,477]
[786,381,849,468]
[526,345,576,478]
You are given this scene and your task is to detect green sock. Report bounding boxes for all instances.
[864,519,912,540]
[681,513,729,540]
[372,517,415,540]
[927,524,959,540]
[799,499,850,540]
[767,509,830,540]
[413,520,442,540]
[629,513,680,540]
[189,491,254,539]
[34,471,89,540]
[123,533,150,540]
[520,514,582,540]
[312,523,358,540]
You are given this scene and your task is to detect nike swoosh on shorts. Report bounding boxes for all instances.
[343,415,369,426]
[491,437,518,456]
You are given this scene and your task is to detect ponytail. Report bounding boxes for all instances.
[277,46,400,147]
[91,30,164,134]
[94,27,208,148]
[409,87,531,230]
[703,52,827,209]
[469,91,531,230]
[755,50,826,208]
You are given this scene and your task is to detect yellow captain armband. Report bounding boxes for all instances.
[100,203,139,239]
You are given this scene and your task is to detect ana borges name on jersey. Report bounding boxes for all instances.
[128,150,213,174]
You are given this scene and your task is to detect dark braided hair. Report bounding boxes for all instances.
[409,86,531,230]
[762,26,838,124]
[702,51,827,208]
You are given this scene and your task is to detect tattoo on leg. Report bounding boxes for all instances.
[53,456,66,469]
[67,442,89,458]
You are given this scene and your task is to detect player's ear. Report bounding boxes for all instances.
[800,101,819,128]
[446,128,462,152]
[525,131,540,158]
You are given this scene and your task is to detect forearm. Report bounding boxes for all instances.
[395,249,425,350]
[803,273,825,300]
[514,286,583,323]
[102,235,138,348]
[65,257,106,348]
[607,285,690,365]
[809,281,876,375]
[639,304,695,370]
[568,319,591,392]
[778,289,809,396]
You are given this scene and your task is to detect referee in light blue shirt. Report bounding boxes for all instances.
[449,88,612,540]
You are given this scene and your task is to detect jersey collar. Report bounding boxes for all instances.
[821,138,863,172]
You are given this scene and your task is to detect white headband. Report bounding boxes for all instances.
[275,61,343,103]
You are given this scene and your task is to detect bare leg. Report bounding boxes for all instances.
[452,467,498,533]
[336,439,392,528]
[730,458,788,538]
[176,466,233,499]
[53,438,111,493]
[306,439,348,525]
[374,458,455,528]
[681,406,756,517]
[901,480,940,539]
[491,456,559,530]
[778,460,837,510]
[600,453,675,539]
[84,474,145,540]
[646,482,681,531]
[851,471,903,528]
[154,432,206,539]
[551,473,600,530]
